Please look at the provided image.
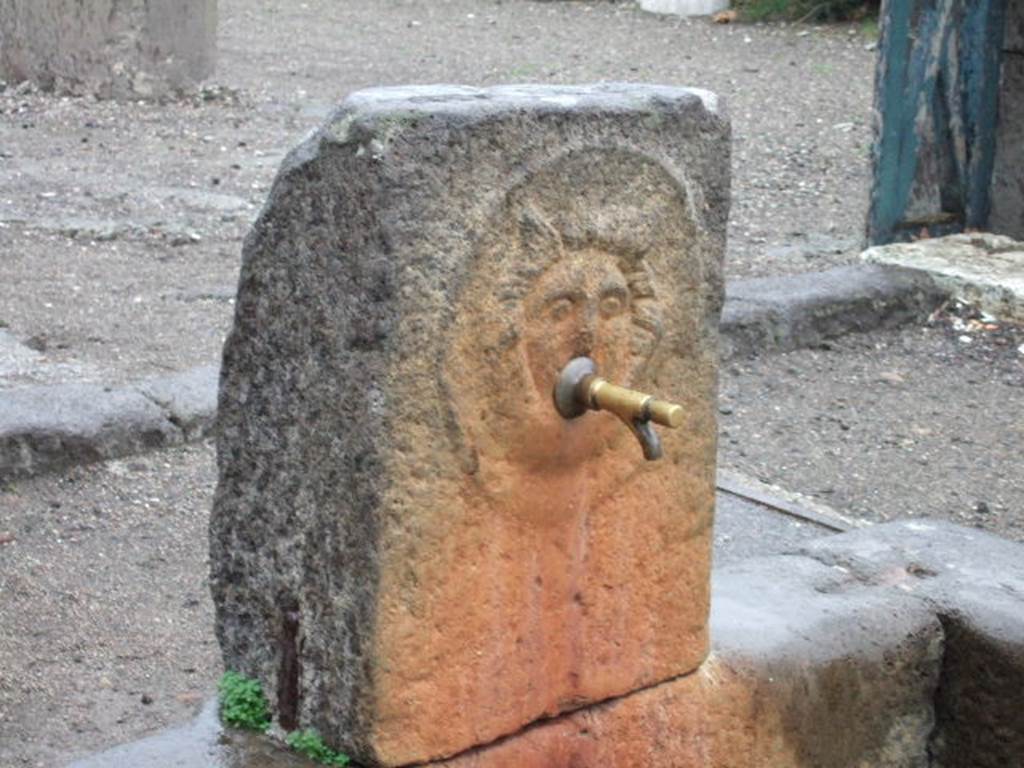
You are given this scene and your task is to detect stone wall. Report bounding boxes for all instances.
[0,0,216,98]
[990,1,1024,239]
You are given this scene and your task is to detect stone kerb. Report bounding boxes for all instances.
[862,232,1024,322]
[210,84,730,766]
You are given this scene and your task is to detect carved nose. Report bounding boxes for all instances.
[574,306,598,354]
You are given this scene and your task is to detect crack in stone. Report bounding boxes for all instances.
[135,389,187,436]
[401,665,706,767]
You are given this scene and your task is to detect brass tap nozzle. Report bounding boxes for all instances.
[553,357,684,461]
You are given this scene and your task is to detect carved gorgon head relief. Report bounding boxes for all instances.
[444,148,697,496]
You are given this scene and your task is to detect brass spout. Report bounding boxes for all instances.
[553,357,684,461]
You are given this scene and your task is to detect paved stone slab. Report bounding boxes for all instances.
[0,328,43,379]
[138,365,219,441]
[798,519,1024,768]
[713,488,837,566]
[717,467,866,532]
[67,699,311,768]
[720,264,947,359]
[862,233,1024,322]
[0,364,221,479]
[210,83,730,767]
[0,382,182,478]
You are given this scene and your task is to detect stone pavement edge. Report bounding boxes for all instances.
[0,263,953,481]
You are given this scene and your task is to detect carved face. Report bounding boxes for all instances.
[445,226,668,478]
[444,160,675,488]
[522,249,636,400]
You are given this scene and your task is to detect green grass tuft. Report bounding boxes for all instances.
[218,671,272,732]
[739,0,791,21]
[734,0,879,22]
[286,729,351,766]
[860,16,880,40]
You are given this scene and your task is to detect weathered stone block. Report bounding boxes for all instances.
[862,232,1024,322]
[210,84,729,766]
[720,264,947,359]
[70,538,948,768]
[799,519,1024,768]
[0,382,182,479]
[0,0,216,98]
[434,555,942,767]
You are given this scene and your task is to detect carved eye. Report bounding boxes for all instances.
[547,296,575,322]
[599,292,627,318]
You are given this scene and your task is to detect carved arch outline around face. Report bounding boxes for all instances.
[441,146,703,474]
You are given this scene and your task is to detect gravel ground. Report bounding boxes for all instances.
[0,0,876,386]
[720,313,1024,541]
[1,2,1022,767]
[0,444,220,768]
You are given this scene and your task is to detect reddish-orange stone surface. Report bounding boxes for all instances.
[356,138,722,765]
[370,473,714,763]
[434,661,792,768]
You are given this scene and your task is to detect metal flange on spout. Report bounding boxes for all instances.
[553,356,684,461]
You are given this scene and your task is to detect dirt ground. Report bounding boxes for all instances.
[721,315,1024,540]
[0,0,876,387]
[0,445,220,768]
[0,1,1021,766]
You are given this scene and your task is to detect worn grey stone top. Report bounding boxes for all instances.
[334,82,721,116]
